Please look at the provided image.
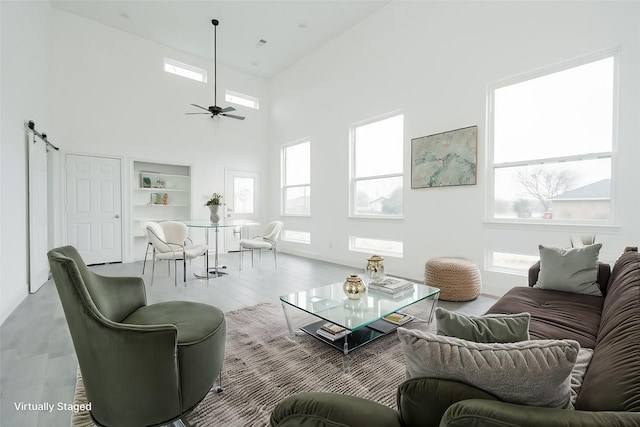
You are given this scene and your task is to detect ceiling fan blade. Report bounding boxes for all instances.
[190,104,212,112]
[185,112,211,115]
[220,106,236,113]
[221,113,245,120]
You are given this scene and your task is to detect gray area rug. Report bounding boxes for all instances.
[72,301,437,426]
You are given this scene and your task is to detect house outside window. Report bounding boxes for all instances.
[488,52,617,223]
[350,113,404,217]
[282,139,310,216]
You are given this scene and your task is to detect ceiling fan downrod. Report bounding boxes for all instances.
[212,19,218,107]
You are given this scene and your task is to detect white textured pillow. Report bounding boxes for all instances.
[398,328,579,408]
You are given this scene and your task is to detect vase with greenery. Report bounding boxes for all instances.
[205,193,223,223]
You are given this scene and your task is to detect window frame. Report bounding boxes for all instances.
[282,230,311,244]
[281,138,311,217]
[225,89,260,110]
[163,58,207,83]
[349,111,405,219]
[486,49,619,227]
[348,236,403,258]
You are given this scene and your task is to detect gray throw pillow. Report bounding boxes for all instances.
[534,244,602,296]
[435,307,530,343]
[397,328,579,408]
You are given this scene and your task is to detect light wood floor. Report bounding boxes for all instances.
[0,252,498,426]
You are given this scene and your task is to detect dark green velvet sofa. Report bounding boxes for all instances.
[270,250,640,427]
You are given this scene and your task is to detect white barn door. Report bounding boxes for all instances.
[66,155,122,265]
[28,133,49,293]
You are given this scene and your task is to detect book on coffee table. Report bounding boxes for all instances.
[316,322,351,341]
[382,312,414,326]
[369,277,414,294]
[320,322,346,334]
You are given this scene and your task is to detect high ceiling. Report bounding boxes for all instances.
[50,0,390,79]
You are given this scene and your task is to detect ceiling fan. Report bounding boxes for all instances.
[186,19,245,121]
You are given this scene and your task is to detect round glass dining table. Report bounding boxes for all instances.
[183,220,258,277]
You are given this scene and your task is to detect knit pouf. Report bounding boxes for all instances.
[424,257,482,301]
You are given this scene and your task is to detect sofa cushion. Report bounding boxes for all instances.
[435,307,530,343]
[485,287,603,349]
[398,328,579,408]
[576,250,640,412]
[270,392,402,427]
[396,378,500,427]
[534,244,602,296]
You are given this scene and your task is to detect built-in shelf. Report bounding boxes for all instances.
[132,161,192,258]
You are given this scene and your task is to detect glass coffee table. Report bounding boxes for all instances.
[279,278,440,355]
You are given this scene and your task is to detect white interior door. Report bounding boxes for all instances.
[28,133,49,293]
[224,169,260,252]
[66,154,122,265]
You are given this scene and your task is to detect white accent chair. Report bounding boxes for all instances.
[145,221,209,285]
[238,221,284,270]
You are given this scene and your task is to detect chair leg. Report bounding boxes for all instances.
[174,259,178,287]
[251,249,254,267]
[183,257,187,285]
[273,248,278,269]
[214,369,223,393]
[205,251,209,279]
[239,248,243,271]
[151,249,156,286]
[142,242,151,274]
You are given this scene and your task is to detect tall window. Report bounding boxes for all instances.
[350,113,404,217]
[489,52,616,223]
[282,140,311,216]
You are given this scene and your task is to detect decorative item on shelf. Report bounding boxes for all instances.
[140,172,155,188]
[153,178,166,188]
[150,193,168,205]
[205,193,224,223]
[365,255,385,280]
[343,274,366,300]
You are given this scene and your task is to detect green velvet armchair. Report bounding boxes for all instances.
[47,246,226,427]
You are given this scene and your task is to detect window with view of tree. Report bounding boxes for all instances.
[350,113,404,217]
[489,52,616,223]
[282,140,310,216]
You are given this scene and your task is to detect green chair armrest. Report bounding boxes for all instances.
[441,399,640,427]
[398,378,500,427]
[76,317,181,427]
[270,392,402,427]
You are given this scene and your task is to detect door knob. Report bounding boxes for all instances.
[115,214,120,218]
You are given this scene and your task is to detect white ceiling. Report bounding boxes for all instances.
[50,0,390,79]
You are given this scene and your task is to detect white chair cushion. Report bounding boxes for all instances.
[184,244,207,259]
[155,246,184,260]
[239,239,273,250]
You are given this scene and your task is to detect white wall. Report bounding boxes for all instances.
[0,1,52,324]
[50,9,270,262]
[269,1,640,296]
